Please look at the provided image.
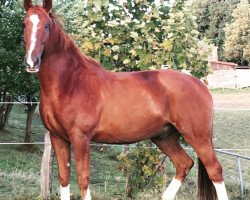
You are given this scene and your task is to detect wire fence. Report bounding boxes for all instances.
[2,101,250,111]
[0,142,249,200]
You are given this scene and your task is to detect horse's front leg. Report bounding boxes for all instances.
[71,131,91,200]
[50,133,71,200]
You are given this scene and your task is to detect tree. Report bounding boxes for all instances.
[0,2,39,142]
[0,93,12,130]
[192,0,240,60]
[224,0,250,65]
[0,2,23,130]
[56,0,211,77]
[161,0,212,78]
[0,0,14,10]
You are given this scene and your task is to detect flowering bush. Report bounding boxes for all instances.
[118,142,167,197]
[57,0,212,77]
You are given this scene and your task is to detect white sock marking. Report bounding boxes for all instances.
[84,187,91,200]
[60,185,70,200]
[27,14,40,68]
[162,178,182,200]
[213,181,229,200]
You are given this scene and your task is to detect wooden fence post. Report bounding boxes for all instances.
[41,131,53,199]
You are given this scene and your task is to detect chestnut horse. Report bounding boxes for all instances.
[23,1,228,200]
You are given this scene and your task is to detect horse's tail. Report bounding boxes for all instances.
[198,158,217,200]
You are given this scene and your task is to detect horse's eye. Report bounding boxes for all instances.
[45,24,50,30]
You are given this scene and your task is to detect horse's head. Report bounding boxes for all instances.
[23,0,52,73]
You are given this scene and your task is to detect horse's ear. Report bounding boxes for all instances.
[24,0,33,11]
[43,0,52,12]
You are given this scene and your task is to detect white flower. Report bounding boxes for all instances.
[167,33,174,38]
[113,55,119,60]
[112,45,120,52]
[129,49,137,56]
[107,20,120,27]
[130,31,139,39]
[123,59,130,65]
[124,17,132,24]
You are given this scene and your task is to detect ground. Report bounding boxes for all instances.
[212,88,250,109]
[212,88,250,150]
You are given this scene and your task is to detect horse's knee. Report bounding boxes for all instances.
[59,173,70,187]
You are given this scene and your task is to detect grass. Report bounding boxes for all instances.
[0,88,250,199]
[0,105,45,143]
[211,87,250,93]
[213,110,250,149]
[0,145,42,200]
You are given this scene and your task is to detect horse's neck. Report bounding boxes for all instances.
[42,23,104,72]
[39,23,104,97]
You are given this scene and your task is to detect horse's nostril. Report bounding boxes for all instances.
[34,56,41,67]
[35,57,39,65]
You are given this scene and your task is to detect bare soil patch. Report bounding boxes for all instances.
[211,88,250,109]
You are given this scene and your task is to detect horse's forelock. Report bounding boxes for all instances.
[25,6,64,28]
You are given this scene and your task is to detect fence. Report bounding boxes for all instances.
[215,149,250,194]
[0,141,249,200]
[0,102,250,199]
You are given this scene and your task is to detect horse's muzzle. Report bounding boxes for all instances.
[24,55,41,73]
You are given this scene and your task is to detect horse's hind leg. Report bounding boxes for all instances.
[50,133,71,200]
[151,130,194,200]
[184,134,228,200]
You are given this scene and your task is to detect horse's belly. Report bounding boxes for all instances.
[92,113,167,144]
[92,127,163,144]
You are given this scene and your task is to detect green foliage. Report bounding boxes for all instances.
[162,0,212,78]
[118,141,166,197]
[0,1,39,99]
[0,0,14,10]
[224,0,250,65]
[192,0,240,60]
[56,0,211,77]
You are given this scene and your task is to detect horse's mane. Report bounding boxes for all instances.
[49,12,64,28]
[45,9,103,70]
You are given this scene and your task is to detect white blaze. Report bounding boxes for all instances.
[213,181,229,200]
[27,14,40,68]
[162,178,182,200]
[60,185,70,200]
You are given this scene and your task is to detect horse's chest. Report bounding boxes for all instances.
[39,104,65,135]
[40,99,100,136]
